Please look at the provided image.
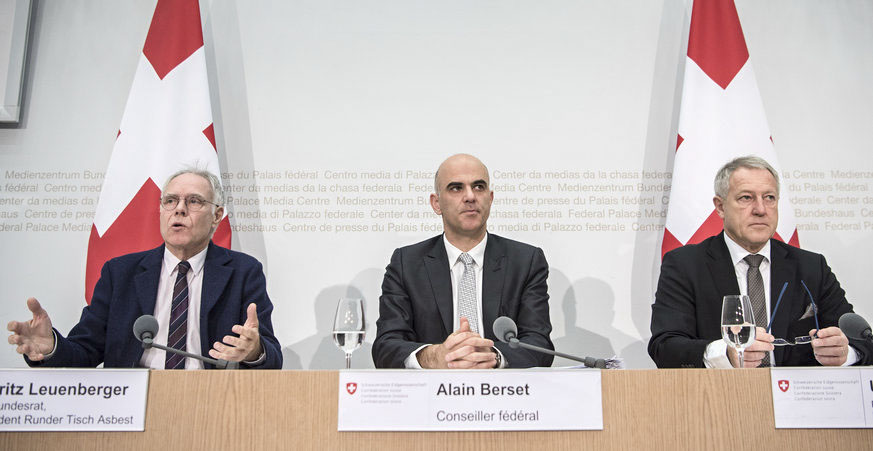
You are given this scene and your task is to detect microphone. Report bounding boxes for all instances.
[493,316,518,343]
[492,316,617,369]
[132,315,239,369]
[133,315,159,344]
[839,313,873,343]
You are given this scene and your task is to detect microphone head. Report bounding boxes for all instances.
[839,313,872,340]
[492,316,518,343]
[133,315,159,342]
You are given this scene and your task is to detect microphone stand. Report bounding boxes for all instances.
[141,337,239,369]
[506,337,607,369]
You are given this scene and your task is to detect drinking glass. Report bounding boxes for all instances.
[721,295,756,368]
[332,298,365,369]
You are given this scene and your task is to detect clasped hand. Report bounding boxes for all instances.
[418,317,497,369]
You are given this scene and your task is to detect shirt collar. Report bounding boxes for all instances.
[723,233,771,266]
[162,245,208,277]
[443,233,488,269]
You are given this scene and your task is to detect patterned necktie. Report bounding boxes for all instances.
[744,254,770,367]
[165,261,191,370]
[457,253,479,334]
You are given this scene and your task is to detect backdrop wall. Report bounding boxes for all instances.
[1,0,872,369]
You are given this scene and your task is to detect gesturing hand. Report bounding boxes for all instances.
[208,303,263,362]
[7,298,56,361]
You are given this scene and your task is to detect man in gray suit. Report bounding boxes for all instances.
[372,154,553,369]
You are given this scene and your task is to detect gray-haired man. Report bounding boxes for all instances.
[8,169,282,369]
[649,156,872,368]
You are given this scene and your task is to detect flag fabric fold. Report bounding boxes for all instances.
[662,0,798,259]
[86,0,230,302]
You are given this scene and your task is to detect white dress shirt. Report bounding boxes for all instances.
[139,247,208,369]
[404,233,506,368]
[704,234,858,368]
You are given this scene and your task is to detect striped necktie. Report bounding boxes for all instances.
[165,261,191,370]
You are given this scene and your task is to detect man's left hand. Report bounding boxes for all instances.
[209,303,263,362]
[444,318,497,369]
[810,326,849,366]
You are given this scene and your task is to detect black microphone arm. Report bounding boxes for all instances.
[492,316,616,369]
[132,315,239,369]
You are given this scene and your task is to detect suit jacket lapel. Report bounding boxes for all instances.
[132,245,165,364]
[423,237,453,335]
[481,236,505,340]
[706,232,741,300]
[769,241,796,364]
[134,245,164,318]
[200,242,233,350]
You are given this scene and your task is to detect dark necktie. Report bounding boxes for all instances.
[165,261,191,370]
[744,254,770,367]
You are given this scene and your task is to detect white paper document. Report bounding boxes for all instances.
[337,369,602,431]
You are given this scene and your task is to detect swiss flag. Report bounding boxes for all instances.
[85,0,231,302]
[662,0,798,259]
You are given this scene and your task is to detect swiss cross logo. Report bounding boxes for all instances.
[346,382,358,395]
[778,380,790,392]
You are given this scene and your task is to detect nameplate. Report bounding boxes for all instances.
[771,367,873,428]
[337,369,602,431]
[0,369,149,431]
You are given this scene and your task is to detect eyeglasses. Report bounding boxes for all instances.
[160,195,220,211]
[767,280,820,346]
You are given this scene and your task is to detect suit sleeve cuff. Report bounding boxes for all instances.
[42,329,59,361]
[404,345,428,369]
[494,346,507,368]
[704,339,732,369]
[243,350,267,366]
[842,345,860,366]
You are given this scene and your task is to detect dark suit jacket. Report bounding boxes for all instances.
[28,242,282,369]
[372,234,553,368]
[649,232,872,368]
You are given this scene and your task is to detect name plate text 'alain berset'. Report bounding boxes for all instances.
[337,369,602,431]
[0,369,149,431]
[771,367,873,428]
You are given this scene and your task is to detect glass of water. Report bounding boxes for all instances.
[721,295,756,368]
[332,298,365,369]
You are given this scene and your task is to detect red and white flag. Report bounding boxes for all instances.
[85,0,231,302]
[662,0,798,258]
